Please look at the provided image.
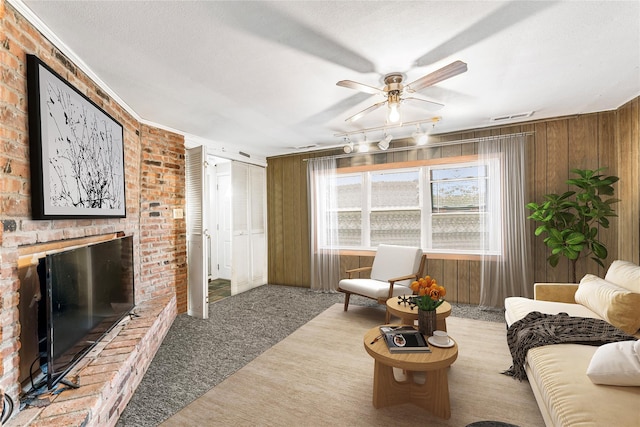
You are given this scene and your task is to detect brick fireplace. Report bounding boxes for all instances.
[0,1,188,423]
[6,294,176,427]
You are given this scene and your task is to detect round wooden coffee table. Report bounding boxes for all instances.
[363,326,458,419]
[386,297,452,330]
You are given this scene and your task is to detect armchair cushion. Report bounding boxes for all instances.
[370,244,423,286]
[337,279,412,299]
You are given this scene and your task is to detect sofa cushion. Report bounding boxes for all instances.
[605,260,640,293]
[504,296,601,327]
[586,340,640,386]
[574,274,640,334]
[526,343,640,426]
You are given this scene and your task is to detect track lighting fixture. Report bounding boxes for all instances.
[358,135,369,153]
[378,132,392,150]
[412,124,428,145]
[343,137,353,153]
[334,117,441,152]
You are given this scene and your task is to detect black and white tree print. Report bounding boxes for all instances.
[45,81,124,209]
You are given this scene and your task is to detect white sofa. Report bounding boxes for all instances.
[504,260,640,427]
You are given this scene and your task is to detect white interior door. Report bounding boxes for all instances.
[249,165,267,286]
[230,161,267,295]
[216,163,232,280]
[185,146,208,319]
[206,162,216,281]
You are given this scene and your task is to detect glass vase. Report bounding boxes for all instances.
[418,308,437,336]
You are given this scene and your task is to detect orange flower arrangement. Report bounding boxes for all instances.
[410,275,446,311]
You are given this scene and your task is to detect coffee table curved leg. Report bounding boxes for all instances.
[371,361,451,419]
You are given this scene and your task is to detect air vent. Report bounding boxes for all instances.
[490,111,534,122]
[293,144,318,149]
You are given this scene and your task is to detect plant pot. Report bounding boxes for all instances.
[418,308,437,336]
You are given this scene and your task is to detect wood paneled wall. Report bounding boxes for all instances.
[267,100,640,305]
[617,97,640,263]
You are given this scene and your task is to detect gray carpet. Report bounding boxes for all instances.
[117,285,504,426]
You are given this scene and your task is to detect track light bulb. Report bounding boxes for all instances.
[358,135,369,153]
[412,125,429,145]
[416,133,428,145]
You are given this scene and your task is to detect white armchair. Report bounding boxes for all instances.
[337,244,426,322]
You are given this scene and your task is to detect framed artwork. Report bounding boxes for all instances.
[27,54,126,219]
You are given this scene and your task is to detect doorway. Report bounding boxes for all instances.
[208,278,231,303]
[207,157,232,301]
[185,146,268,318]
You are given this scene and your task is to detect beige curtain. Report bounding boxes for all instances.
[307,157,340,292]
[479,135,533,308]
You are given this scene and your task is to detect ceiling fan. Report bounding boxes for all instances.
[337,60,468,123]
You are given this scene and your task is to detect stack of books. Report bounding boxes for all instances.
[378,325,431,353]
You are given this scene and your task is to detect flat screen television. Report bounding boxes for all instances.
[40,235,135,389]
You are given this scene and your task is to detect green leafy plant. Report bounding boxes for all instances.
[527,168,619,283]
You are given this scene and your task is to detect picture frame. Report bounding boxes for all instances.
[27,54,126,219]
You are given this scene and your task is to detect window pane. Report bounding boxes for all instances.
[337,211,362,246]
[431,165,485,181]
[431,179,486,213]
[371,171,419,208]
[431,164,487,214]
[431,214,488,250]
[336,175,361,209]
[370,210,421,247]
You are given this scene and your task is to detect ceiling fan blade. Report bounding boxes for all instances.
[337,80,385,95]
[405,60,468,93]
[345,100,387,122]
[403,97,445,111]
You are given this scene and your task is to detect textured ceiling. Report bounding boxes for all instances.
[15,0,640,158]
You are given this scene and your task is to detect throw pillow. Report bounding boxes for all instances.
[574,274,640,334]
[586,340,640,386]
[604,260,640,293]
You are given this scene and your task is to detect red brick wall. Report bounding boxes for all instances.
[0,0,186,409]
[139,125,187,309]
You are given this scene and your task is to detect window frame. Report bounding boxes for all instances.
[315,155,501,258]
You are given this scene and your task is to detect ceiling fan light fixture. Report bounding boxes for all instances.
[387,92,401,123]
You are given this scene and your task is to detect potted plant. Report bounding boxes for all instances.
[526,168,619,283]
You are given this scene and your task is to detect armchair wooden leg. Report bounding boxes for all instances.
[343,293,351,311]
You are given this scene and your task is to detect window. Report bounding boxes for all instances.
[315,156,501,255]
[428,164,491,252]
[335,174,362,247]
[369,170,421,247]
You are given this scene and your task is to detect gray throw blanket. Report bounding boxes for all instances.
[503,311,637,381]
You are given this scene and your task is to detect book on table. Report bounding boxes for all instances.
[379,326,431,353]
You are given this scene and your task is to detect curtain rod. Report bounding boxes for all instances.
[302,131,534,162]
